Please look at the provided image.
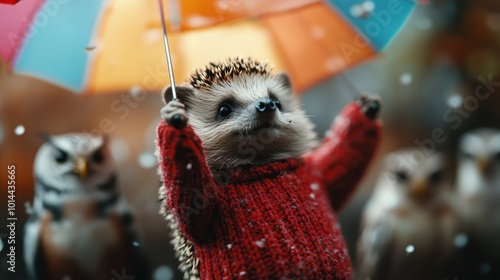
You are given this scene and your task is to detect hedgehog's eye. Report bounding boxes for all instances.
[271,97,282,110]
[92,150,104,164]
[54,149,68,164]
[218,104,233,119]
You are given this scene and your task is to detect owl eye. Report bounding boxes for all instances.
[218,103,233,119]
[429,170,443,183]
[92,150,104,163]
[394,170,409,183]
[54,149,68,164]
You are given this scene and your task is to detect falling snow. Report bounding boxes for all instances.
[187,163,193,170]
[133,241,140,247]
[447,94,463,109]
[325,57,345,73]
[310,193,316,199]
[405,245,415,254]
[310,183,319,191]
[400,73,413,85]
[239,271,246,276]
[453,233,468,248]
[153,265,174,280]
[311,26,326,39]
[144,29,162,44]
[255,239,266,248]
[415,17,433,30]
[187,15,217,29]
[14,125,25,136]
[130,86,144,98]
[0,237,3,253]
[226,244,232,249]
[110,138,130,164]
[138,152,156,169]
[350,1,375,18]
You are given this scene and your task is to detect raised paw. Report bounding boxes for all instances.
[161,99,188,128]
[357,94,382,120]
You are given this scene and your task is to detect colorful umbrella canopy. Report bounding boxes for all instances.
[0,0,417,94]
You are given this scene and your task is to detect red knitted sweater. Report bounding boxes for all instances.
[156,102,381,279]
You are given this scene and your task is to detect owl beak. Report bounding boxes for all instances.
[477,157,492,175]
[410,180,429,202]
[73,157,88,179]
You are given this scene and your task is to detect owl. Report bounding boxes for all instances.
[356,149,460,280]
[24,133,147,280]
[456,128,500,271]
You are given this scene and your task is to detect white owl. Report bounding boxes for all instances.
[457,128,500,269]
[24,133,147,280]
[356,149,460,280]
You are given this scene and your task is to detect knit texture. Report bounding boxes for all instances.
[156,102,381,280]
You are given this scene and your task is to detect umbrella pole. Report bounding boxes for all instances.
[158,0,186,128]
[158,0,177,99]
[339,73,361,101]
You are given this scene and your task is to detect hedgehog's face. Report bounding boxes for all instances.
[164,73,318,171]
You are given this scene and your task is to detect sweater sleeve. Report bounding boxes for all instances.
[156,121,216,243]
[303,102,382,211]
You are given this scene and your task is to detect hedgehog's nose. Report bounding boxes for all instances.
[256,99,276,113]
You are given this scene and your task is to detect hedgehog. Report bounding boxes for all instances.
[156,57,382,280]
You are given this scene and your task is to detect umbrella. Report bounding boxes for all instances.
[0,0,417,94]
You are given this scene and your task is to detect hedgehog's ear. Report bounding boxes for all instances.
[162,85,194,106]
[275,72,292,94]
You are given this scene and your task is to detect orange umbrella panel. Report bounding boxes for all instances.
[262,2,376,93]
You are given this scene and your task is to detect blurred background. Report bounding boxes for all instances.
[1,0,500,279]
